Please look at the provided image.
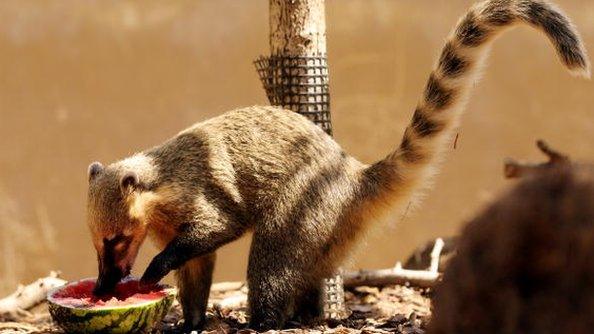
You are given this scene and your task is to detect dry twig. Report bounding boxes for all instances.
[0,271,66,319]
[211,282,246,293]
[343,238,445,288]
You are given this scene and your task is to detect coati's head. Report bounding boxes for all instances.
[86,155,157,295]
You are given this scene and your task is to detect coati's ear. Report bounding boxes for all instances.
[88,162,104,182]
[120,171,141,195]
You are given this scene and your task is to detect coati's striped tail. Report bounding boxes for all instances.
[363,0,590,209]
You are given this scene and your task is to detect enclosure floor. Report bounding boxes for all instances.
[0,284,430,334]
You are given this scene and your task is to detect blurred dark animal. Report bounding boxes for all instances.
[429,164,594,334]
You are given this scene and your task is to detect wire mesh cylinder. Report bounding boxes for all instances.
[322,273,348,320]
[254,55,332,135]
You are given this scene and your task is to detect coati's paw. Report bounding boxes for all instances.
[180,307,208,332]
[140,253,173,286]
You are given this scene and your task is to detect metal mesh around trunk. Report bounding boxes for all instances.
[322,273,349,320]
[254,55,332,135]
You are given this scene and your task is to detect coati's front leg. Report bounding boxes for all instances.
[247,262,296,331]
[141,221,245,329]
[177,253,216,330]
[141,220,243,285]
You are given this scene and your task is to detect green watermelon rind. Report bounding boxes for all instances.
[47,278,177,334]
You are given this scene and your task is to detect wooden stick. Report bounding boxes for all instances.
[211,293,247,310]
[210,281,245,293]
[343,264,441,289]
[0,271,66,317]
[429,238,445,273]
[343,238,445,288]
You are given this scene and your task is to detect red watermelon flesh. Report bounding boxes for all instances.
[51,278,166,309]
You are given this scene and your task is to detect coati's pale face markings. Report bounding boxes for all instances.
[86,0,590,331]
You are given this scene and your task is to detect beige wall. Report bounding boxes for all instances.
[0,0,593,294]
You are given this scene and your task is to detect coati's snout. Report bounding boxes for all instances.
[86,161,149,296]
[94,233,135,296]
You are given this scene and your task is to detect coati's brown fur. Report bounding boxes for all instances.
[429,165,594,334]
[86,0,590,330]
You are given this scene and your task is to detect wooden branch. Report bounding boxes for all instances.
[0,271,66,318]
[403,237,458,271]
[211,281,245,293]
[504,140,570,179]
[343,238,446,288]
[429,238,445,273]
[211,293,247,310]
[342,265,441,289]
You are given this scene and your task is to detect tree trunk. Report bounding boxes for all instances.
[269,0,327,57]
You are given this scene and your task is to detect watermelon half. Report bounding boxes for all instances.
[47,277,177,333]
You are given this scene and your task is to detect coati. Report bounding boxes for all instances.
[86,0,590,331]
[429,165,594,334]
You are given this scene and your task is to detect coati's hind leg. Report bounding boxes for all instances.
[176,252,216,330]
[292,282,324,324]
[246,231,304,331]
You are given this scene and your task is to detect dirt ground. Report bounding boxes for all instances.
[0,284,431,334]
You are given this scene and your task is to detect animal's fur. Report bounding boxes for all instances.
[429,165,594,334]
[86,0,590,330]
